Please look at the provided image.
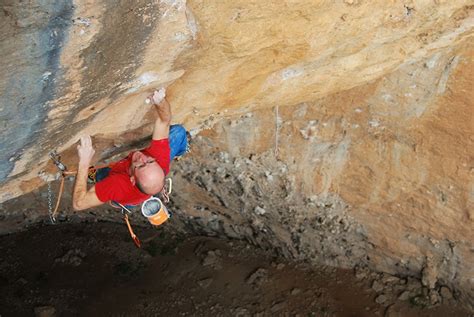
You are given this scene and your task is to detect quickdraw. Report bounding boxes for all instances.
[48,151,76,223]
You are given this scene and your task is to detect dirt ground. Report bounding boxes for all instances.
[0,222,470,317]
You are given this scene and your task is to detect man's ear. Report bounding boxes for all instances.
[130,176,136,185]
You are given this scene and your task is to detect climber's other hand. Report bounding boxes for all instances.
[77,135,95,167]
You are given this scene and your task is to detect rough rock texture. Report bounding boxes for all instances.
[0,0,473,309]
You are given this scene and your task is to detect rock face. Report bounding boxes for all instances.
[0,0,473,308]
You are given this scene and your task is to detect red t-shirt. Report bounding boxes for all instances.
[95,139,170,205]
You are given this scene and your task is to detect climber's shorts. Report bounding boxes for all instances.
[169,124,189,161]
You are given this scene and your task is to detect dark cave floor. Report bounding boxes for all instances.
[0,222,470,317]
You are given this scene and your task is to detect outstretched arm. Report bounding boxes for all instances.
[148,89,171,140]
[72,136,103,211]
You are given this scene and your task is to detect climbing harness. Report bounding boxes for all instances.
[47,151,173,247]
[105,194,171,249]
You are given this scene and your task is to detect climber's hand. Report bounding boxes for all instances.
[147,88,166,105]
[77,135,95,167]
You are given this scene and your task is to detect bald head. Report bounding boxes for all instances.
[130,151,165,195]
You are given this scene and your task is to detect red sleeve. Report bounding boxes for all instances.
[108,157,131,173]
[95,174,132,202]
[143,138,170,175]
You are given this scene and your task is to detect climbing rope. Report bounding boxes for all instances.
[48,151,76,223]
[46,151,171,248]
[47,158,142,248]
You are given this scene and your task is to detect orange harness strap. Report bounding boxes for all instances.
[124,214,141,248]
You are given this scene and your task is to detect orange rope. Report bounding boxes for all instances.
[50,171,77,221]
[50,165,108,220]
[49,163,142,248]
[52,176,65,220]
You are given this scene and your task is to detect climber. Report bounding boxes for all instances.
[72,88,188,211]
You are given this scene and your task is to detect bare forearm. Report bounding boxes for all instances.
[154,98,171,124]
[73,135,101,210]
[72,163,89,210]
[152,98,172,140]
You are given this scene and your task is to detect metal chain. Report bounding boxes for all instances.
[47,181,56,224]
